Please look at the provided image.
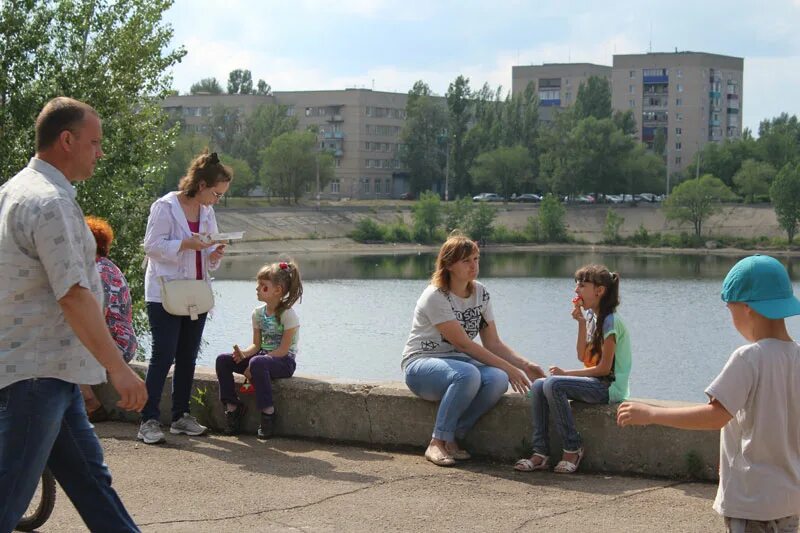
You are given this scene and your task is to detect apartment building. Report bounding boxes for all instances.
[612,51,744,173]
[511,63,612,121]
[161,88,410,199]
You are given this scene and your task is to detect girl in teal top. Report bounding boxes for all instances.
[515,264,632,474]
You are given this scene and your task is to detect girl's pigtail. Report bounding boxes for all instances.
[593,270,621,360]
[274,261,303,325]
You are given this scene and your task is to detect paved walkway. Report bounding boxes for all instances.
[40,422,721,532]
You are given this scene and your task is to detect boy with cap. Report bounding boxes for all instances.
[617,254,800,532]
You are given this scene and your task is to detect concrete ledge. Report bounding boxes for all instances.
[97,363,719,480]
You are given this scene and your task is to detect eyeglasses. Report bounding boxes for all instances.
[209,190,224,200]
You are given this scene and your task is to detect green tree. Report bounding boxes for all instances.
[446,75,472,197]
[164,132,211,194]
[255,79,272,95]
[465,203,496,244]
[231,104,298,175]
[574,76,612,120]
[470,145,532,200]
[400,81,447,195]
[733,159,776,203]
[570,116,635,196]
[664,174,736,236]
[207,103,241,154]
[412,191,442,242]
[613,110,637,136]
[0,0,185,312]
[224,156,256,197]
[260,130,333,203]
[227,68,253,94]
[538,194,567,242]
[757,114,800,171]
[190,77,223,94]
[444,196,473,233]
[770,162,800,243]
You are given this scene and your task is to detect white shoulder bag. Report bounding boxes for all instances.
[158,277,214,320]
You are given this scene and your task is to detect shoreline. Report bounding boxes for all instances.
[226,238,800,258]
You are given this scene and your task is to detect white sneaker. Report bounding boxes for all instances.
[170,413,207,436]
[137,419,166,445]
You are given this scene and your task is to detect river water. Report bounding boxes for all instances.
[190,251,800,402]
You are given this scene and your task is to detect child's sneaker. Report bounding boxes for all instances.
[257,412,274,440]
[224,404,247,435]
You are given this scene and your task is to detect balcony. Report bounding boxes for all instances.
[709,118,721,127]
[643,74,669,84]
[727,108,739,114]
[539,99,561,107]
[327,114,343,122]
[709,90,721,98]
[334,149,344,158]
[727,93,739,100]
[323,131,345,139]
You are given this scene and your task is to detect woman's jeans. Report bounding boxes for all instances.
[530,376,609,454]
[404,356,509,442]
[0,379,139,532]
[142,302,207,423]
[216,351,296,411]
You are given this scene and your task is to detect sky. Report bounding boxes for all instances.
[163,0,800,134]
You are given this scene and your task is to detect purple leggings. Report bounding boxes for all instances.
[216,351,296,411]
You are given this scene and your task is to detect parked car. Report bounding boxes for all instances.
[576,194,595,204]
[513,193,541,203]
[604,194,624,204]
[472,193,504,202]
[635,193,659,203]
[399,192,415,200]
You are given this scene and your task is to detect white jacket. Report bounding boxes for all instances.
[143,191,222,303]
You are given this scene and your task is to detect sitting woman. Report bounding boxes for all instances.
[81,216,138,422]
[401,233,545,466]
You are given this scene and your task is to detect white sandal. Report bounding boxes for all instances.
[514,453,550,472]
[554,448,584,474]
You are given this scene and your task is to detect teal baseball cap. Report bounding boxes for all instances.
[721,255,800,319]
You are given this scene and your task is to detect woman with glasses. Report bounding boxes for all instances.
[138,149,233,444]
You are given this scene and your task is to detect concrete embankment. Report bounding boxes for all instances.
[216,203,783,247]
[98,363,719,481]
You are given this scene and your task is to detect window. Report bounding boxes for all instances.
[629,84,635,94]
[676,113,683,121]
[565,78,570,86]
[305,107,312,116]
[629,70,635,79]
[285,106,295,117]
[363,179,370,193]
[565,91,571,100]
[374,179,381,194]
[677,84,684,93]
[366,106,373,117]
[675,142,682,150]
[629,99,636,108]
[677,69,683,78]
[330,179,340,193]
[365,142,370,150]
[365,159,372,168]
[675,156,682,165]
[676,98,682,106]
[675,127,682,135]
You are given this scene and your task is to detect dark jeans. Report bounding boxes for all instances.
[142,302,207,423]
[216,351,296,411]
[0,378,139,532]
[530,376,609,454]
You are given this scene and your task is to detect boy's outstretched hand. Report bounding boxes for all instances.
[616,401,653,427]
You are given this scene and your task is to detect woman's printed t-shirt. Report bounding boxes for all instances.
[251,305,300,358]
[96,257,138,363]
[586,310,632,403]
[401,281,494,370]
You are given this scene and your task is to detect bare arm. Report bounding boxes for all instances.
[58,284,146,411]
[480,322,545,379]
[617,399,733,430]
[436,320,531,393]
[233,327,261,362]
[554,335,616,378]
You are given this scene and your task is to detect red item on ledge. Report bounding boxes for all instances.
[239,381,254,395]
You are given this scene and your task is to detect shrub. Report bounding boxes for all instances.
[465,203,497,244]
[538,194,567,242]
[602,208,625,243]
[350,217,385,242]
[384,219,413,243]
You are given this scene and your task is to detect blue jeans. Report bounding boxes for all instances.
[142,302,207,423]
[0,378,139,532]
[530,376,609,454]
[404,356,509,442]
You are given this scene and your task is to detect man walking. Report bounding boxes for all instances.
[0,97,147,532]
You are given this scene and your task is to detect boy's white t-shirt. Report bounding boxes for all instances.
[705,339,800,520]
